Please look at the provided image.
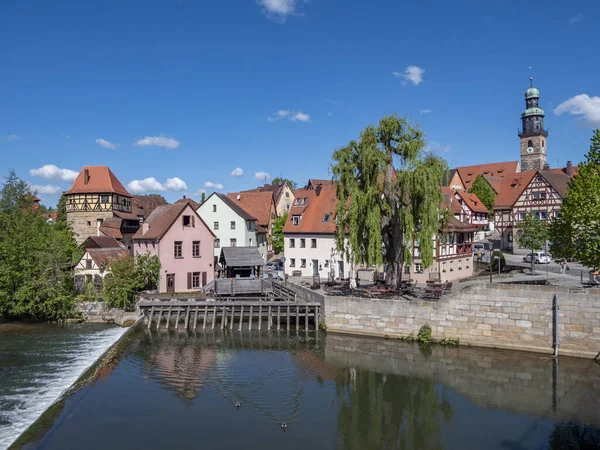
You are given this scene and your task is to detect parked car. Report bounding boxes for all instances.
[265,262,282,272]
[473,243,486,256]
[523,252,551,264]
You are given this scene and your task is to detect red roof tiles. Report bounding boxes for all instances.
[226,191,275,227]
[67,166,131,197]
[454,161,520,191]
[283,187,338,234]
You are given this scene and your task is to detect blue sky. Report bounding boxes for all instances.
[1,0,599,207]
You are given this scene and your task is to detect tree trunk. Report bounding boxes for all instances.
[382,156,403,287]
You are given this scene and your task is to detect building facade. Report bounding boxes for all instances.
[133,203,215,293]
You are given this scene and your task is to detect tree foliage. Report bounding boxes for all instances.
[103,254,160,310]
[468,174,496,214]
[0,171,80,319]
[272,177,297,190]
[516,212,549,273]
[271,212,288,254]
[331,115,447,286]
[549,130,600,269]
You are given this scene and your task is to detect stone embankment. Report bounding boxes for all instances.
[286,282,600,358]
[75,301,140,326]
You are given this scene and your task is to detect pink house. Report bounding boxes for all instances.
[133,202,215,293]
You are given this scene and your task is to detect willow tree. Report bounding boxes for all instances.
[331,115,447,286]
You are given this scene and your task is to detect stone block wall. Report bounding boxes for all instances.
[67,211,114,244]
[324,284,600,358]
[76,301,140,326]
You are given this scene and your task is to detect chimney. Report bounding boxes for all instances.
[183,195,186,199]
[543,163,550,171]
[316,183,322,196]
[84,168,90,185]
[566,161,573,177]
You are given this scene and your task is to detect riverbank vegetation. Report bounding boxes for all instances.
[103,254,160,310]
[0,171,81,320]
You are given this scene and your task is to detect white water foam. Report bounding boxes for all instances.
[0,326,127,450]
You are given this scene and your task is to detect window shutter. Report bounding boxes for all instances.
[187,272,192,289]
[192,215,195,227]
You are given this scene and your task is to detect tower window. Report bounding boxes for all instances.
[527,140,533,148]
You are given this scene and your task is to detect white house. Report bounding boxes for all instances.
[74,236,128,291]
[283,184,351,280]
[197,193,267,264]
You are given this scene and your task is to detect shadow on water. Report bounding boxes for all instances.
[10,325,600,450]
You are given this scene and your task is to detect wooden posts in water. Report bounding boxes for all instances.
[141,301,320,333]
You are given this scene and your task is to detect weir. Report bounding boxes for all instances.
[138,301,321,331]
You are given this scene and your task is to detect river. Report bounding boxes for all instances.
[0,322,126,449]
[5,326,600,449]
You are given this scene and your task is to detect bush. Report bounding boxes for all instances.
[103,254,160,310]
[491,250,506,272]
[416,323,432,344]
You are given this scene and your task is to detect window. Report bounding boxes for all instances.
[192,272,200,289]
[536,175,543,183]
[230,221,236,230]
[532,192,539,200]
[214,238,220,248]
[101,195,110,204]
[285,192,290,198]
[519,212,526,220]
[404,265,410,274]
[247,221,254,231]
[290,258,296,267]
[230,238,237,247]
[311,238,317,248]
[183,215,192,226]
[415,263,423,273]
[540,192,546,200]
[540,211,547,220]
[86,259,92,269]
[289,238,295,248]
[192,241,200,258]
[442,262,447,272]
[292,216,300,226]
[212,204,217,212]
[458,260,462,269]
[450,261,454,271]
[302,198,307,205]
[214,221,219,230]
[553,210,560,218]
[300,259,306,268]
[87,221,91,226]
[294,199,300,206]
[322,214,330,223]
[174,241,183,258]
[300,238,306,248]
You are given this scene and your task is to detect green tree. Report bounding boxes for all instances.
[549,130,600,270]
[200,192,206,205]
[0,170,77,319]
[516,212,549,274]
[467,174,496,214]
[55,192,68,226]
[103,254,160,310]
[331,114,447,286]
[271,212,288,254]
[271,177,297,189]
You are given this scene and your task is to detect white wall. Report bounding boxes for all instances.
[197,195,258,261]
[283,233,351,279]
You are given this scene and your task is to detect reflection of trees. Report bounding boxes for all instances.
[548,423,600,450]
[335,369,452,450]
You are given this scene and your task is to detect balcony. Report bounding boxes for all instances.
[439,243,472,259]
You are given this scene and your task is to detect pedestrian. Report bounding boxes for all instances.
[477,249,482,262]
[559,259,565,274]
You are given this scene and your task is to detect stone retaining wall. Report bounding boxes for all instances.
[76,301,140,326]
[324,333,600,426]
[324,284,600,358]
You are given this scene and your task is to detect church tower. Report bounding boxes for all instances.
[519,77,548,171]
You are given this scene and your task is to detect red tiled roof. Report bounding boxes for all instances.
[133,195,167,219]
[175,196,200,211]
[133,203,214,240]
[494,171,537,209]
[540,171,572,198]
[455,191,489,213]
[226,191,274,227]
[67,166,131,197]
[99,218,123,239]
[440,187,462,214]
[87,248,128,267]
[83,236,125,249]
[213,193,256,221]
[283,187,338,234]
[42,212,58,221]
[454,161,520,191]
[307,179,336,190]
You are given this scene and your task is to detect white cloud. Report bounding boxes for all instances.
[163,177,188,191]
[133,135,180,149]
[29,164,78,181]
[267,110,290,121]
[267,109,310,122]
[230,167,244,176]
[426,142,451,153]
[568,14,583,24]
[190,188,206,199]
[204,181,224,190]
[257,0,304,22]
[327,112,333,116]
[554,94,600,126]
[95,138,117,149]
[290,111,310,122]
[420,109,432,114]
[30,184,62,195]
[127,176,188,194]
[394,65,425,86]
[7,134,19,141]
[62,135,71,139]
[254,171,271,181]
